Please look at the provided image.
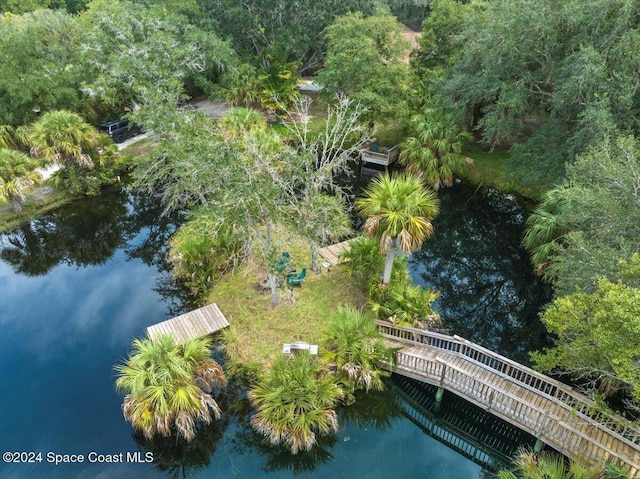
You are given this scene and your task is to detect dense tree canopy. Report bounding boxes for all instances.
[524,136,640,406]
[524,135,640,293]
[196,0,375,73]
[78,0,235,107]
[0,0,88,14]
[532,278,640,403]
[436,0,640,183]
[386,0,431,30]
[411,0,474,84]
[0,9,83,125]
[316,9,410,122]
[0,1,235,125]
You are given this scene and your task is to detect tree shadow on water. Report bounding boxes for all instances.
[228,390,337,475]
[338,383,402,430]
[408,184,553,363]
[0,186,131,275]
[132,390,232,479]
[227,381,403,476]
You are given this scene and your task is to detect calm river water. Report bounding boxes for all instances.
[0,182,547,478]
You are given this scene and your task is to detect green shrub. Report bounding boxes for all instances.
[342,235,384,286]
[169,219,244,296]
[249,354,343,454]
[321,306,394,401]
[343,235,441,329]
[370,280,441,329]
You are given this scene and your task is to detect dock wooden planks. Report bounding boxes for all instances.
[379,323,640,478]
[147,303,229,344]
[317,239,355,266]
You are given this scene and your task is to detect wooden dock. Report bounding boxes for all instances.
[377,321,640,478]
[317,239,355,266]
[361,143,400,166]
[147,303,229,344]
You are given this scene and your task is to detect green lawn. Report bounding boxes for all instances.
[120,136,155,158]
[206,234,366,377]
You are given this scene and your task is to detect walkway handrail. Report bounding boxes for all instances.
[376,321,640,446]
[393,380,519,469]
[392,347,638,471]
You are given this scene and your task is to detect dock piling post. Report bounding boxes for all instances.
[534,438,545,453]
[435,364,447,410]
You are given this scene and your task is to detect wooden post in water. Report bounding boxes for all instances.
[435,362,447,411]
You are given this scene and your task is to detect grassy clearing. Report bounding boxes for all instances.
[460,145,546,200]
[207,233,366,377]
[120,137,156,160]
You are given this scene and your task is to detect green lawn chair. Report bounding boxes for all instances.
[287,268,306,287]
[274,252,290,273]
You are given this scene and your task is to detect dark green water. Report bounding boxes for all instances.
[409,183,552,364]
[0,183,545,478]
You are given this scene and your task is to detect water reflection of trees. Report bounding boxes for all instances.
[0,187,131,275]
[134,388,232,479]
[409,184,552,363]
[225,379,403,475]
[0,185,196,313]
[339,384,401,430]
[120,190,196,316]
[227,384,338,475]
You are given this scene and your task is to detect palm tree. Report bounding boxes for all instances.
[222,107,266,138]
[0,148,42,211]
[249,354,343,454]
[321,307,393,395]
[523,187,571,277]
[341,235,385,286]
[399,108,472,189]
[356,172,440,286]
[115,334,227,442]
[27,110,119,194]
[0,125,15,149]
[370,280,442,330]
[497,451,606,479]
[27,110,100,168]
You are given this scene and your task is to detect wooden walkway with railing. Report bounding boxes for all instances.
[147,303,229,344]
[377,321,640,477]
[393,376,535,470]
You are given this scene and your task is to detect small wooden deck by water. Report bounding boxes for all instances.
[317,239,355,266]
[377,321,640,477]
[147,303,229,344]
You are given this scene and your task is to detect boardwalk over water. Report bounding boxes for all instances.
[147,303,229,344]
[393,376,536,471]
[317,238,355,266]
[377,321,640,477]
